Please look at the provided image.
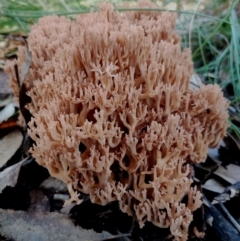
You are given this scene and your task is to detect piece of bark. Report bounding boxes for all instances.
[204,198,240,241]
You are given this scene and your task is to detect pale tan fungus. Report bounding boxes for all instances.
[4,1,229,240]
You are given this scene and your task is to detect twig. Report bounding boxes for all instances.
[188,0,202,49]
[203,196,240,241]
[102,233,131,240]
[219,202,240,233]
[14,64,20,88]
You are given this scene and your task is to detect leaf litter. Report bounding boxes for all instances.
[0,103,15,124]
[0,157,27,192]
[213,182,240,204]
[214,164,240,184]
[0,129,23,169]
[202,178,226,194]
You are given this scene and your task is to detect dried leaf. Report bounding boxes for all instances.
[0,119,19,130]
[207,147,222,164]
[0,158,27,193]
[213,182,240,204]
[0,209,117,241]
[19,48,32,124]
[0,71,11,94]
[0,129,23,168]
[0,94,13,107]
[190,74,202,90]
[0,103,15,124]
[215,164,240,184]
[20,47,32,84]
[202,179,226,194]
[40,176,68,193]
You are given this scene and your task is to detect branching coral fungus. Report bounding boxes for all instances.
[5,1,229,240]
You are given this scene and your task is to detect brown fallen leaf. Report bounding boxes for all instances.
[0,209,119,241]
[20,45,32,84]
[0,129,23,168]
[18,47,32,124]
[0,119,19,130]
[0,35,26,69]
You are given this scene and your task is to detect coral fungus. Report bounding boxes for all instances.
[5,1,229,240]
